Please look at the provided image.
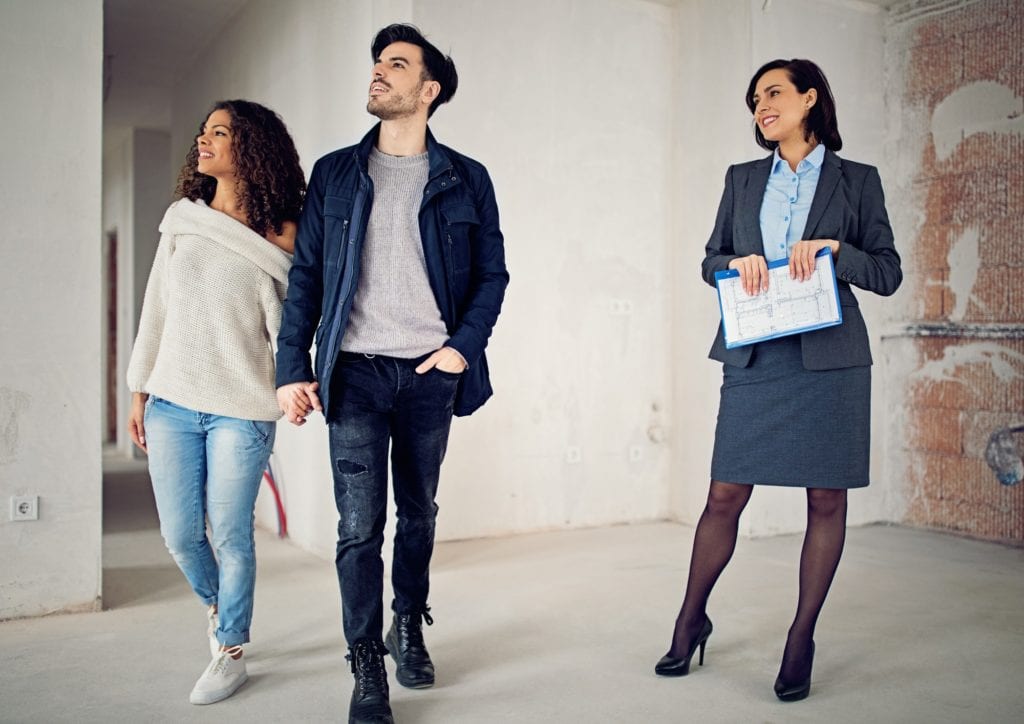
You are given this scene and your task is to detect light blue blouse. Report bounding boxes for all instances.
[759,143,825,262]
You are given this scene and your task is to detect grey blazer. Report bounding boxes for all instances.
[701,149,902,370]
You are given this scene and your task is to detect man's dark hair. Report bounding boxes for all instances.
[745,58,843,152]
[371,23,458,118]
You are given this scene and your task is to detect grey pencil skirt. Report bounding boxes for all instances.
[709,335,871,489]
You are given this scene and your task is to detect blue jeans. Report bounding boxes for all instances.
[144,396,275,647]
[328,352,459,645]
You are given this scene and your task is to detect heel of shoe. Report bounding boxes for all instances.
[655,615,713,677]
[774,640,814,702]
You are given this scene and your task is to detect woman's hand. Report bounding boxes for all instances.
[789,239,840,282]
[128,392,149,453]
[728,254,769,296]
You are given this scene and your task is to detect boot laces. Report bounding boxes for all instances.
[398,608,433,648]
[348,641,387,692]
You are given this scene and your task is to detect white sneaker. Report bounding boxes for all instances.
[206,606,219,658]
[189,646,247,705]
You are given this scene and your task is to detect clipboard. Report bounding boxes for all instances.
[714,248,842,348]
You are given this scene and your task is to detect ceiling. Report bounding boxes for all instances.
[103,0,248,128]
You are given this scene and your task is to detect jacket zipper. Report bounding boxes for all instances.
[445,230,457,320]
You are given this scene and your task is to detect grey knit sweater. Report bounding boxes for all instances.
[126,199,292,421]
[341,148,448,357]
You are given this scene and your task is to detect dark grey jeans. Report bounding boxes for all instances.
[327,351,459,646]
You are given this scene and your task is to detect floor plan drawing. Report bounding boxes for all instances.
[716,252,841,347]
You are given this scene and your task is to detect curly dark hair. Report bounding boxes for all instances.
[175,100,306,237]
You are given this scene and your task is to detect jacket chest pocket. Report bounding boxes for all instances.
[441,204,479,277]
[323,195,354,270]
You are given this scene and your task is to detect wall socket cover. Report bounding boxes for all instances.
[11,495,39,521]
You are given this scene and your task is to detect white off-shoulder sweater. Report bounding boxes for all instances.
[127,199,292,421]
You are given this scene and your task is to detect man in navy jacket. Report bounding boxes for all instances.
[275,24,508,724]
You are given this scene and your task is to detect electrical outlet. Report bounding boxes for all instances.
[10,495,39,521]
[610,299,634,315]
[565,446,582,464]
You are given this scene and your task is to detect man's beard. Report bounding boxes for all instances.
[367,82,423,120]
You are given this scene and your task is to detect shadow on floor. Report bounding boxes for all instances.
[102,467,183,609]
[102,564,185,608]
[103,468,158,534]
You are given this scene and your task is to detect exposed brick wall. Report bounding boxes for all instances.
[891,0,1023,543]
[904,337,1024,539]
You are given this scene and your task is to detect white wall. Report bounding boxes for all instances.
[419,0,676,538]
[670,0,899,535]
[0,0,103,618]
[131,130,172,330]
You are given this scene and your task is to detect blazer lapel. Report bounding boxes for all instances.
[803,150,841,239]
[739,155,772,254]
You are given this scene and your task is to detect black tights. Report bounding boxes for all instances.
[668,481,847,681]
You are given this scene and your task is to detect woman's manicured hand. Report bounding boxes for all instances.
[789,239,840,282]
[728,254,770,296]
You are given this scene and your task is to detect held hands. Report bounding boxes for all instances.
[277,381,322,426]
[127,392,149,453]
[728,240,840,296]
[415,346,468,375]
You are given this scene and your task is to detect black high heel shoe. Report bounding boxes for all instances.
[773,640,814,701]
[655,616,713,676]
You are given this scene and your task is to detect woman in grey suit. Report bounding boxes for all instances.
[655,59,901,701]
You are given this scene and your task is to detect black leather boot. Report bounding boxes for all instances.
[385,610,435,689]
[347,639,394,724]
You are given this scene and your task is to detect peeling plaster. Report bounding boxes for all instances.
[0,387,31,465]
[910,341,1024,385]
[931,81,1024,162]
[946,226,981,321]
[882,339,921,521]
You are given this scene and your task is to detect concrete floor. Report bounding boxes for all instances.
[1,470,1023,723]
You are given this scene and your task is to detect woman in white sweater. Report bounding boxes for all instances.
[126,99,305,705]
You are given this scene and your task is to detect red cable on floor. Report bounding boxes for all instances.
[262,460,288,538]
